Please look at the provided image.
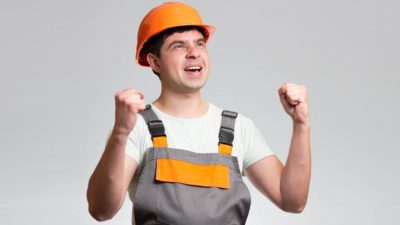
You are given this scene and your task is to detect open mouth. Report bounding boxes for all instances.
[184,66,202,72]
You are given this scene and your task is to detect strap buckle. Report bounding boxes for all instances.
[222,110,238,119]
[219,126,234,145]
[147,120,166,137]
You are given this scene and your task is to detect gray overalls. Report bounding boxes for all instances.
[131,105,251,225]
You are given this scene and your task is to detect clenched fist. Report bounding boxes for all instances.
[278,83,310,125]
[114,88,146,134]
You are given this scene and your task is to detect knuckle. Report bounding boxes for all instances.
[129,105,139,113]
[122,98,133,106]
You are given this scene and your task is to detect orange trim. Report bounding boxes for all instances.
[153,136,168,148]
[218,143,232,156]
[156,158,230,189]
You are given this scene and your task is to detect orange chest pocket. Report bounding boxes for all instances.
[155,158,230,189]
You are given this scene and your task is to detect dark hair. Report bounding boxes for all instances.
[140,26,208,77]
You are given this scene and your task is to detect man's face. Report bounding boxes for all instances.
[156,29,210,93]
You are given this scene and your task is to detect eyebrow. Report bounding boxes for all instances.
[167,40,186,50]
[167,38,206,50]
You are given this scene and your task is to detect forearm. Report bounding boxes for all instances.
[280,122,311,212]
[87,126,129,220]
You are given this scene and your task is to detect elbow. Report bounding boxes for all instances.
[280,200,307,214]
[282,205,306,214]
[86,187,121,221]
[89,204,116,222]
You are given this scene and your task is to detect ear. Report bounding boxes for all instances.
[147,53,161,74]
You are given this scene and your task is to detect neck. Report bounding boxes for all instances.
[153,89,208,118]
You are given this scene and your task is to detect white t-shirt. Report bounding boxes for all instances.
[125,103,274,173]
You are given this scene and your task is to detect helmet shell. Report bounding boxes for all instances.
[136,2,215,66]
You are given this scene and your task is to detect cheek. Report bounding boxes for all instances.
[201,51,209,63]
[163,53,183,68]
[171,59,185,72]
[171,54,184,63]
[203,57,210,71]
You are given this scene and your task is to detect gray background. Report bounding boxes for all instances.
[1,0,399,224]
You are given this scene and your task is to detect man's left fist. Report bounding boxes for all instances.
[278,83,310,125]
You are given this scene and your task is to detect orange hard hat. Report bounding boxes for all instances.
[136,2,216,67]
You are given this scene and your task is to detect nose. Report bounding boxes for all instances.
[185,44,200,59]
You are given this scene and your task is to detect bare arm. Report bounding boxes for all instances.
[245,83,311,213]
[86,89,145,221]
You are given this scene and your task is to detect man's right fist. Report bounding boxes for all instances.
[114,89,146,134]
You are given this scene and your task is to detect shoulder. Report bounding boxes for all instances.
[135,113,147,129]
[128,113,150,140]
[236,113,255,128]
[208,103,223,116]
[209,103,257,133]
[209,103,254,124]
[235,114,259,142]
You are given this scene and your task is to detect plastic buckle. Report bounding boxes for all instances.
[222,110,238,118]
[219,126,234,145]
[148,120,165,137]
[144,104,152,110]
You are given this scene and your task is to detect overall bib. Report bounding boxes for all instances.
[132,105,251,225]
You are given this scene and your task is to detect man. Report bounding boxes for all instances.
[87,2,311,225]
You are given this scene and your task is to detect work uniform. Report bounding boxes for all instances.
[126,104,274,225]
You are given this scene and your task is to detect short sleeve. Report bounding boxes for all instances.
[125,114,152,165]
[239,116,274,171]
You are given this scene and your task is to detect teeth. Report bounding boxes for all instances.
[185,66,201,71]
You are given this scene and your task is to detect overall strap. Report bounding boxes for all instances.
[218,110,238,156]
[139,104,168,148]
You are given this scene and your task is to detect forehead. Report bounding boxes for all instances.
[163,29,205,44]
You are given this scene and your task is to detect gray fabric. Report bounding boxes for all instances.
[140,105,167,138]
[220,110,237,131]
[219,110,238,146]
[140,105,161,123]
[134,148,251,225]
[133,108,251,225]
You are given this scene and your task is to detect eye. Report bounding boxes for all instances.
[196,41,206,48]
[174,43,185,49]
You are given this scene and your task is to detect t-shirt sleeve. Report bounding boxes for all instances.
[239,115,274,171]
[125,114,150,165]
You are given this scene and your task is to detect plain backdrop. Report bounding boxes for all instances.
[1,0,399,224]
